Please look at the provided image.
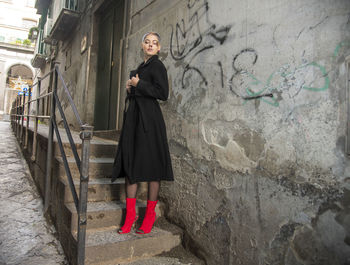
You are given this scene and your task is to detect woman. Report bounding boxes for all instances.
[111,32,174,234]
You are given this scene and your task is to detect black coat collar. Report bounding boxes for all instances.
[138,55,158,69]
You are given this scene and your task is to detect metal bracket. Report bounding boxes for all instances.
[79,125,93,140]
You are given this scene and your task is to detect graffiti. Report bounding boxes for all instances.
[169,0,232,89]
[333,41,350,57]
[187,0,201,9]
[169,0,349,109]
[229,48,331,107]
[169,1,210,61]
[182,65,208,88]
[209,26,231,45]
[232,48,258,72]
[217,61,224,88]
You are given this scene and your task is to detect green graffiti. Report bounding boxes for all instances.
[241,61,329,107]
[333,41,350,57]
[243,72,280,107]
[236,41,350,107]
[299,62,330,91]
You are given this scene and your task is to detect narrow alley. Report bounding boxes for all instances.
[0,121,67,265]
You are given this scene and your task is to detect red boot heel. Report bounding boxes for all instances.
[118,198,137,234]
[136,200,158,234]
[118,215,138,234]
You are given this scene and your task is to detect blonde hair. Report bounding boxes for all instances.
[142,32,161,43]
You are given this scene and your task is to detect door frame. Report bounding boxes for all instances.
[92,0,129,131]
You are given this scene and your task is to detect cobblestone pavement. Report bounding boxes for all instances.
[0,121,67,265]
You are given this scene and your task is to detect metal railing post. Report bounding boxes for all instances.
[77,125,93,265]
[25,85,32,149]
[16,96,20,138]
[44,69,57,213]
[15,97,18,131]
[20,92,25,144]
[32,78,41,161]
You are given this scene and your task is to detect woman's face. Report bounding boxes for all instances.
[142,34,160,58]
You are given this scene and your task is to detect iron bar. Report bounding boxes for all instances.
[11,114,50,119]
[26,115,50,119]
[44,70,57,213]
[27,91,53,103]
[20,92,25,143]
[15,97,18,137]
[54,92,81,171]
[16,96,21,139]
[32,79,40,161]
[77,125,93,265]
[24,85,32,149]
[52,117,79,210]
[30,68,54,88]
[55,65,83,126]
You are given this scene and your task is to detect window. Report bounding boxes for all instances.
[65,0,78,11]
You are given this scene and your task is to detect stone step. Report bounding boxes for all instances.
[65,201,165,233]
[58,177,126,203]
[53,140,117,158]
[83,227,181,265]
[65,201,136,232]
[55,156,115,179]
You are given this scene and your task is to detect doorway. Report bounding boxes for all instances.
[94,0,125,130]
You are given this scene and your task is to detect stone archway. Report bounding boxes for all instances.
[2,63,34,118]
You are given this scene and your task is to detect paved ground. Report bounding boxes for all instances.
[0,121,68,265]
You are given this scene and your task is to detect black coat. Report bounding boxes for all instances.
[111,55,174,184]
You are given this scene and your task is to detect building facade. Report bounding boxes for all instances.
[0,0,39,119]
[31,0,350,264]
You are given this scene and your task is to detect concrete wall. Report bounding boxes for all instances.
[123,0,350,264]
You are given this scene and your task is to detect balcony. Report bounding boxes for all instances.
[31,29,48,68]
[31,53,46,68]
[49,8,79,41]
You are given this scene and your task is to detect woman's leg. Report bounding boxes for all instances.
[136,181,159,234]
[147,181,160,201]
[118,178,138,234]
[126,178,138,198]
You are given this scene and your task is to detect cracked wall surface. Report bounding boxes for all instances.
[124,0,350,264]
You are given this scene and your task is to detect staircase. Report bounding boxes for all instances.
[52,136,181,265]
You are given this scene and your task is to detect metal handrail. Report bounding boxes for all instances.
[10,62,92,265]
[55,65,83,126]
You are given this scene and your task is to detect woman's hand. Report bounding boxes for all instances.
[126,79,132,93]
[130,74,140,87]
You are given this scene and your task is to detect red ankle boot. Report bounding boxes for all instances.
[136,200,158,234]
[118,198,138,234]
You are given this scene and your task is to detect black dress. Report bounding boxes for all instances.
[111,55,174,184]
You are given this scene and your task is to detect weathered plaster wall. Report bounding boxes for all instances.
[44,1,94,128]
[125,0,350,264]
